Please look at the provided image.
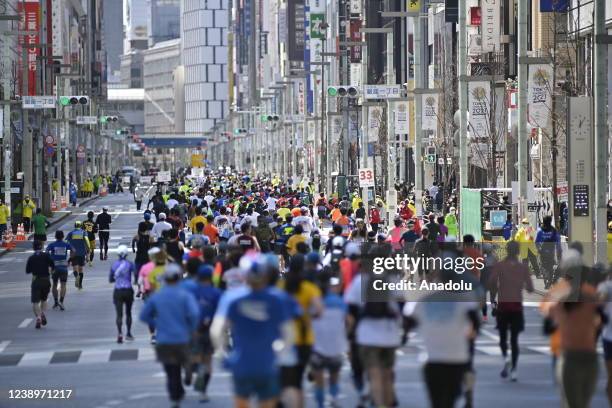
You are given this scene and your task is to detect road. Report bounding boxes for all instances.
[0,193,607,408]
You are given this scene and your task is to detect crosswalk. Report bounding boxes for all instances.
[0,339,569,369]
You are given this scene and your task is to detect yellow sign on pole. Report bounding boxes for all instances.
[191,154,204,168]
[407,0,421,14]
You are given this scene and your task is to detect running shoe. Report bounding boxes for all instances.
[58,302,65,311]
[199,394,210,403]
[125,334,134,341]
[74,278,79,288]
[150,335,156,345]
[482,315,488,323]
[117,335,123,344]
[500,358,510,378]
[52,302,59,310]
[510,369,517,382]
[41,314,47,326]
[35,318,41,329]
[88,261,92,267]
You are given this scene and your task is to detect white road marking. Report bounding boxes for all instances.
[17,351,54,367]
[78,348,111,364]
[0,340,11,353]
[476,346,503,356]
[17,318,33,328]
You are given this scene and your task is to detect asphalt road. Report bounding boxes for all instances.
[0,192,607,408]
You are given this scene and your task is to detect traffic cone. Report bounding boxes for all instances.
[3,229,15,249]
[51,201,58,211]
[15,224,26,242]
[61,197,67,209]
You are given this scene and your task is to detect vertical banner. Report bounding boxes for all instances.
[18,0,40,96]
[421,93,438,130]
[349,19,362,62]
[480,0,500,52]
[527,64,553,128]
[287,0,305,61]
[367,106,382,142]
[297,81,305,115]
[394,101,409,134]
[468,81,490,136]
[350,63,362,86]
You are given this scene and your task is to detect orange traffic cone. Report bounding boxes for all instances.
[2,229,15,249]
[15,224,26,242]
[61,197,67,209]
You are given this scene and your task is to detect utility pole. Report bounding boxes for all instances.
[594,0,609,262]
[517,0,528,220]
[386,29,396,225]
[360,41,368,213]
[414,13,423,214]
[458,0,468,237]
[1,23,17,212]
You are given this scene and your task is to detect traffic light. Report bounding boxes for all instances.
[115,129,129,135]
[425,146,436,164]
[327,86,359,98]
[261,114,280,122]
[100,116,118,123]
[233,128,248,135]
[59,96,89,106]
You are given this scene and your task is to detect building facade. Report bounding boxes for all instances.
[148,0,181,46]
[182,0,229,134]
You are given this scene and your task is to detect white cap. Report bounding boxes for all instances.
[148,247,161,257]
[331,236,344,248]
[117,245,129,258]
[158,212,166,220]
[345,242,361,257]
[163,263,183,279]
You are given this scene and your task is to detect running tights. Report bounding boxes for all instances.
[113,289,133,334]
[99,232,109,256]
[499,326,520,369]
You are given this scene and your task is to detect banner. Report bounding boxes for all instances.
[287,0,306,61]
[528,64,553,128]
[468,81,490,136]
[367,106,382,142]
[480,0,500,53]
[18,0,40,96]
[394,101,409,134]
[421,93,438,130]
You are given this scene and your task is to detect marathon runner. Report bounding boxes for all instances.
[66,221,90,290]
[95,207,112,260]
[46,230,73,310]
[109,245,136,343]
[26,240,55,329]
[82,211,98,266]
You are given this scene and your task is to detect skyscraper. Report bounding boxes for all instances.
[148,0,181,47]
[182,0,229,134]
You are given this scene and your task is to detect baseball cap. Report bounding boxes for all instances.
[197,264,214,279]
[147,247,161,257]
[158,212,166,220]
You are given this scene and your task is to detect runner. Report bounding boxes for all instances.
[31,208,50,243]
[152,212,173,242]
[46,230,73,310]
[26,241,55,329]
[82,211,98,266]
[66,221,90,290]
[132,222,154,287]
[210,255,294,408]
[109,245,136,343]
[488,241,534,381]
[95,207,112,260]
[139,263,200,408]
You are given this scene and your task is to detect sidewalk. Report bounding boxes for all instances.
[0,194,101,256]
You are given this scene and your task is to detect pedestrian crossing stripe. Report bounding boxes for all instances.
[0,344,596,368]
[0,348,157,367]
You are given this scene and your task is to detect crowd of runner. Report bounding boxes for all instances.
[23,171,612,408]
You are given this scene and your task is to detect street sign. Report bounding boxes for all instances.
[76,144,86,158]
[437,157,444,165]
[156,171,171,183]
[76,116,97,125]
[446,158,452,165]
[556,181,568,202]
[44,135,56,145]
[358,168,375,187]
[527,202,540,212]
[22,96,56,109]
[191,167,204,177]
[363,85,403,100]
[140,176,152,185]
[489,210,507,229]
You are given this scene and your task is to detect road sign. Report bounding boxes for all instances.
[363,85,403,100]
[156,171,171,183]
[426,154,436,164]
[489,210,507,229]
[437,157,445,165]
[76,116,97,125]
[140,176,152,185]
[447,158,453,165]
[22,96,55,109]
[358,168,375,187]
[44,135,56,145]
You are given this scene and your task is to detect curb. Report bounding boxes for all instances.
[0,195,101,257]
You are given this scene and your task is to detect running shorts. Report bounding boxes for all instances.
[495,310,525,333]
[359,345,396,369]
[31,277,51,303]
[33,234,47,242]
[71,256,85,267]
[233,375,279,401]
[52,270,68,283]
[309,351,342,372]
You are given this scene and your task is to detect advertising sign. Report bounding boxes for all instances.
[18,0,40,96]
[156,171,171,183]
[367,106,382,142]
[394,101,409,134]
[468,81,490,136]
[528,64,553,128]
[481,0,500,52]
[421,93,438,130]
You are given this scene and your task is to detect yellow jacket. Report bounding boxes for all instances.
[352,196,363,211]
[515,226,536,259]
[0,204,10,224]
[22,199,35,218]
